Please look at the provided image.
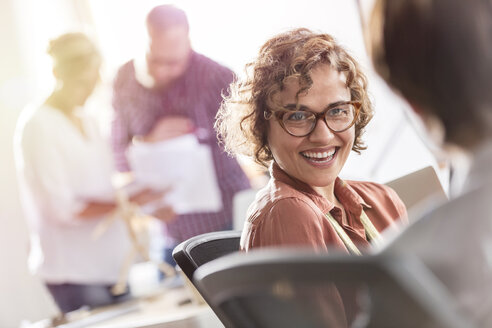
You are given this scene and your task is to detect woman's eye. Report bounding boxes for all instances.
[286,111,310,121]
[327,107,349,117]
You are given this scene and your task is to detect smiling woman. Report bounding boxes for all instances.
[215,28,407,254]
[215,29,409,326]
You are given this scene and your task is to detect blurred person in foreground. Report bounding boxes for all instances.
[370,0,492,325]
[14,33,160,313]
[111,4,250,266]
[216,28,407,254]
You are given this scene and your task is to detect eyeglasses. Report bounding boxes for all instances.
[264,101,361,137]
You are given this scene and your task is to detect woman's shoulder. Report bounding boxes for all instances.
[247,181,321,225]
[242,189,326,250]
[252,178,317,206]
[17,104,56,138]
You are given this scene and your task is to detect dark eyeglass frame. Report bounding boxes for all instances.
[264,101,362,137]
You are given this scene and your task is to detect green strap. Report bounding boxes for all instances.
[325,210,382,255]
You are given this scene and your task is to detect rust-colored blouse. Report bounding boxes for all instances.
[240,163,408,252]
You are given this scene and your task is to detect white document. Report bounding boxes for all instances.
[127,134,223,214]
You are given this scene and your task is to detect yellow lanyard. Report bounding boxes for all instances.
[325,210,382,256]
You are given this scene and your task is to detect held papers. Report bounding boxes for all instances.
[127,134,222,214]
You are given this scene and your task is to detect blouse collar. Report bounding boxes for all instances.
[270,162,370,216]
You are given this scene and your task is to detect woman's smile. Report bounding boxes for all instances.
[300,147,338,166]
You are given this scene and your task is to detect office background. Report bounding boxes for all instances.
[0,0,441,326]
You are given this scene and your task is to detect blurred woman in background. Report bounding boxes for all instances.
[14,33,158,313]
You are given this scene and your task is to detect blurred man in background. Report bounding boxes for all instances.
[111,5,250,267]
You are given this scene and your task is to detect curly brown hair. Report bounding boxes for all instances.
[216,28,373,167]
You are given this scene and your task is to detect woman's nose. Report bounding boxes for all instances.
[308,118,335,142]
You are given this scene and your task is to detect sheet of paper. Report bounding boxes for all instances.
[127,134,223,214]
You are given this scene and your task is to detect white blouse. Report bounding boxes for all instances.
[14,104,131,284]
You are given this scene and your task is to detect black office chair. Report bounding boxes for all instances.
[172,230,242,328]
[194,249,473,328]
[172,230,242,281]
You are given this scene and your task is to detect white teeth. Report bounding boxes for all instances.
[302,149,336,160]
[303,150,335,158]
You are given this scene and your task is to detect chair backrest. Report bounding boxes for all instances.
[172,230,242,282]
[173,230,242,328]
[194,249,473,328]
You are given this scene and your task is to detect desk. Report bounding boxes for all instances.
[30,287,223,328]
[90,287,222,328]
